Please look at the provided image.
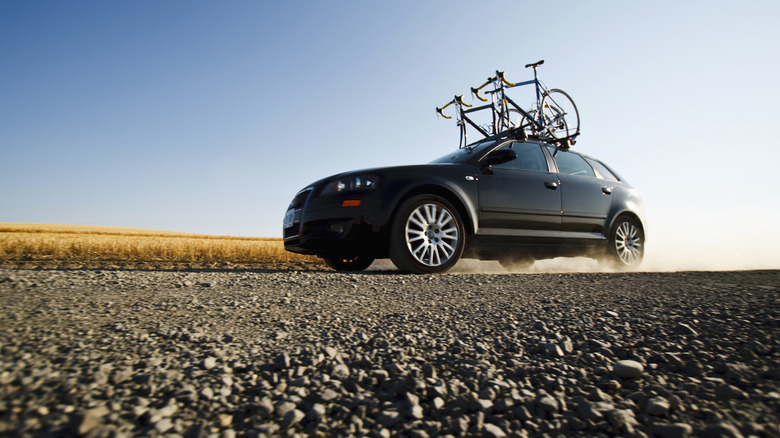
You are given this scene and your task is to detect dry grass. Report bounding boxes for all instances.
[0,223,324,270]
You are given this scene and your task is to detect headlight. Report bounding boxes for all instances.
[321,175,378,195]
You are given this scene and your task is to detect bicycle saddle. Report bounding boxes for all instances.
[525,60,544,68]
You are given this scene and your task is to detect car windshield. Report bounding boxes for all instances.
[430,140,498,164]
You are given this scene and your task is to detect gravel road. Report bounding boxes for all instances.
[1,268,778,438]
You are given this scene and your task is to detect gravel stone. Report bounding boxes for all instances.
[614,359,645,379]
[650,422,693,438]
[482,422,507,438]
[646,395,671,416]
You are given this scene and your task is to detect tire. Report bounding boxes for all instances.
[389,194,465,274]
[604,216,644,269]
[541,89,580,139]
[322,253,375,271]
[504,108,524,131]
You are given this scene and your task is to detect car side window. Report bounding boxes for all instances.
[584,157,619,181]
[549,148,596,177]
[494,142,548,172]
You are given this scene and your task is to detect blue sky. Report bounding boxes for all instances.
[2,1,779,269]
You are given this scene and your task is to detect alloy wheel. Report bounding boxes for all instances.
[404,203,459,267]
[614,220,642,265]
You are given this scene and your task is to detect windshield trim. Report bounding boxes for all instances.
[429,140,499,164]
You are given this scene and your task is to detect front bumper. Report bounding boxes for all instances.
[283,189,386,256]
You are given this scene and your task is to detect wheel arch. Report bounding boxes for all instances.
[606,210,646,241]
[606,187,647,241]
[388,184,476,240]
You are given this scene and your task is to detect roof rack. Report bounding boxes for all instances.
[465,127,575,151]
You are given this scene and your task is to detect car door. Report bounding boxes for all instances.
[477,141,562,241]
[548,148,614,242]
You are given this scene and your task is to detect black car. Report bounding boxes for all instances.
[284,130,645,273]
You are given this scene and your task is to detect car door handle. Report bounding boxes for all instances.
[544,181,559,190]
[601,186,613,195]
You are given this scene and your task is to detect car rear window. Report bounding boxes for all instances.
[549,148,596,177]
[584,157,619,181]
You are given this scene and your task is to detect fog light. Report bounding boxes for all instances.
[341,199,361,207]
[329,224,345,234]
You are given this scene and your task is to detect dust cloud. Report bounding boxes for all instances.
[367,209,780,273]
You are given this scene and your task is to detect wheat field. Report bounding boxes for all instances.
[0,223,324,270]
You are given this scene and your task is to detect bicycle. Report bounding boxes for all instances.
[438,60,580,147]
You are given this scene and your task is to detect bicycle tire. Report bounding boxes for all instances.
[541,89,580,139]
[517,108,539,133]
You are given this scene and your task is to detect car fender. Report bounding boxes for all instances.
[377,166,480,235]
[605,186,647,240]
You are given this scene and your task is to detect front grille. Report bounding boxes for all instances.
[283,188,313,239]
[289,188,312,209]
[283,226,299,239]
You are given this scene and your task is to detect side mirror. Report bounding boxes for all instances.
[484,149,517,166]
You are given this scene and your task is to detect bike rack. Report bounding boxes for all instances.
[436,62,580,149]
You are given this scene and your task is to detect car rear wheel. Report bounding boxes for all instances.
[322,253,375,271]
[390,194,465,274]
[605,216,644,269]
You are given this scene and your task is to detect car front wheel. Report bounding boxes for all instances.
[390,194,465,274]
[605,216,644,269]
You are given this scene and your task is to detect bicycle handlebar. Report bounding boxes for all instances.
[496,71,515,87]
[471,71,517,101]
[471,79,492,102]
[436,95,471,119]
[436,101,453,119]
[455,94,471,107]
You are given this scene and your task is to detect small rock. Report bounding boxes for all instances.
[715,383,747,400]
[646,396,670,416]
[376,410,402,427]
[409,429,430,438]
[703,422,744,438]
[614,360,644,379]
[589,387,610,401]
[675,323,698,337]
[257,397,274,417]
[470,398,493,413]
[575,401,603,421]
[218,414,233,427]
[536,393,559,414]
[73,405,109,435]
[275,401,296,419]
[202,357,217,370]
[607,409,638,433]
[154,418,174,433]
[281,409,304,429]
[543,343,565,357]
[319,388,340,402]
[650,422,693,438]
[274,353,291,370]
[422,363,437,379]
[482,423,507,438]
[331,364,350,379]
[307,403,326,420]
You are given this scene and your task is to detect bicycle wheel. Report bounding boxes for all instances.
[517,108,539,133]
[541,89,580,139]
[504,108,523,130]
